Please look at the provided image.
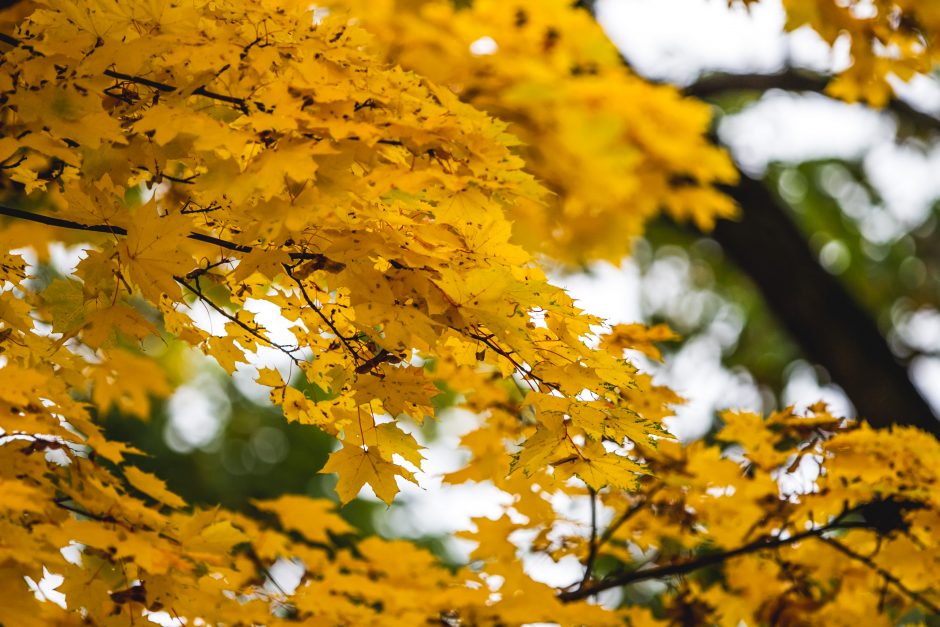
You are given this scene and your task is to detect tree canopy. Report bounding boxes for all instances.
[0,0,939,625]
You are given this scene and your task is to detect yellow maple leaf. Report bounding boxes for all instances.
[602,323,680,362]
[123,466,187,509]
[118,206,194,303]
[253,495,354,544]
[322,443,417,506]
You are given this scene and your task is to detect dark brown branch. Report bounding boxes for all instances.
[578,487,599,590]
[0,31,22,49]
[103,68,251,112]
[52,497,182,547]
[684,69,940,136]
[0,30,252,111]
[559,518,871,602]
[0,205,341,267]
[54,498,119,524]
[0,204,127,235]
[160,172,198,185]
[684,69,830,98]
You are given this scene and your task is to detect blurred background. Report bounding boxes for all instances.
[588,0,940,442]
[30,0,939,587]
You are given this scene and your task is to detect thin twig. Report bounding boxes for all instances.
[579,487,599,590]
[466,326,558,392]
[174,275,303,365]
[282,262,363,364]
[54,499,118,524]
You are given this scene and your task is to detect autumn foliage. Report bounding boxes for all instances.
[0,0,939,625]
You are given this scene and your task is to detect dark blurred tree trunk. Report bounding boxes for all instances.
[713,174,940,436]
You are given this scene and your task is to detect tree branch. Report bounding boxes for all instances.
[559,518,871,602]
[103,68,250,111]
[819,536,940,615]
[684,68,940,136]
[579,487,599,590]
[684,69,831,98]
[0,205,342,268]
[0,204,127,235]
[0,31,252,112]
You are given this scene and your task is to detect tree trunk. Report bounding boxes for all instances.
[712,174,940,436]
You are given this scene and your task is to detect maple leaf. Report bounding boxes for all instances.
[253,495,354,544]
[42,278,86,335]
[123,466,186,509]
[322,443,418,506]
[602,323,680,362]
[117,206,194,303]
[509,421,572,477]
[344,420,426,468]
[553,439,644,492]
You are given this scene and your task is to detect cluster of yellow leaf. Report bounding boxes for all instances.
[0,355,538,624]
[0,0,674,506]
[323,0,739,263]
[552,406,940,624]
[2,0,940,624]
[741,0,940,106]
[0,0,678,622]
[0,264,512,623]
